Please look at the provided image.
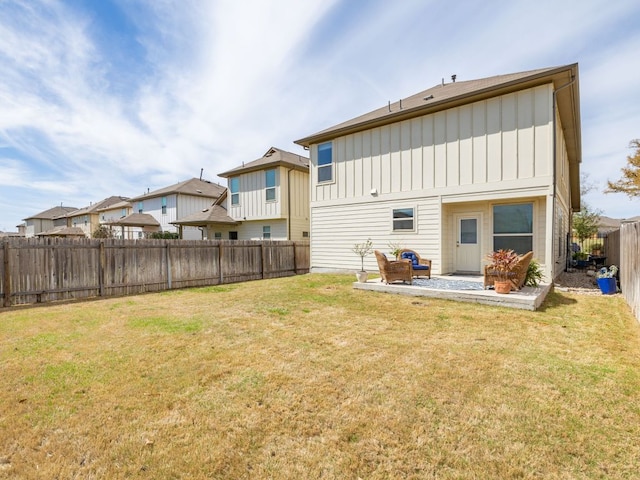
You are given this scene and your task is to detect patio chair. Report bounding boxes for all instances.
[397,249,432,279]
[483,251,534,291]
[375,250,413,285]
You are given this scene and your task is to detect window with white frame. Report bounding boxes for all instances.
[392,208,414,231]
[161,196,167,214]
[317,142,333,183]
[230,177,240,206]
[263,225,271,239]
[138,201,143,213]
[265,169,276,201]
[493,203,533,254]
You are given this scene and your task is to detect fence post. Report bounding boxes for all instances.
[3,241,11,307]
[219,241,224,284]
[99,240,105,297]
[261,242,265,279]
[166,242,172,290]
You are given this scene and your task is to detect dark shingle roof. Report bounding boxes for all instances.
[103,213,160,227]
[67,196,130,217]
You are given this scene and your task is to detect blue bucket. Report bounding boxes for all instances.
[596,277,617,295]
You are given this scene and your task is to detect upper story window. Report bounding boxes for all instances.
[161,196,167,215]
[138,201,143,213]
[121,208,127,218]
[265,169,276,201]
[493,203,533,254]
[318,142,333,183]
[392,208,414,231]
[230,177,240,206]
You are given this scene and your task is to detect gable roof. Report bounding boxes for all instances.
[295,63,581,210]
[23,205,78,221]
[172,204,238,226]
[129,178,225,202]
[218,147,309,178]
[67,196,130,218]
[103,212,160,227]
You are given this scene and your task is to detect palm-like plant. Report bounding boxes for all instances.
[486,249,519,281]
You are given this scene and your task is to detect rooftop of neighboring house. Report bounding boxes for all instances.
[96,199,132,212]
[66,196,130,218]
[129,178,226,202]
[23,205,78,221]
[218,147,309,178]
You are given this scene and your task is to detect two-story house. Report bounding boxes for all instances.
[23,205,78,238]
[128,178,225,240]
[174,147,309,240]
[294,64,581,282]
[66,196,129,238]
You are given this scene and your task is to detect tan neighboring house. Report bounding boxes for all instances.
[96,199,139,239]
[23,205,78,238]
[175,147,309,240]
[128,178,226,240]
[295,64,582,282]
[65,196,129,238]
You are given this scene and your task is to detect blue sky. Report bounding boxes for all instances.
[1,0,639,231]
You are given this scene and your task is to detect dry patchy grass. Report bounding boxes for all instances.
[1,274,639,479]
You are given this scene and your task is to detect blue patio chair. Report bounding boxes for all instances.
[398,249,432,279]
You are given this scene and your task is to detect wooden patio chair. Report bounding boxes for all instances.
[483,251,534,291]
[375,250,412,285]
[397,249,432,279]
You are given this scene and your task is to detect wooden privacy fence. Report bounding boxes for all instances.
[604,229,621,268]
[0,238,310,307]
[620,222,640,322]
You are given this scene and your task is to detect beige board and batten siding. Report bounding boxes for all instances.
[311,84,553,203]
[311,198,440,273]
[228,168,282,220]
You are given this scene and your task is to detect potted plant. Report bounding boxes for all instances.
[596,265,618,295]
[591,242,603,256]
[352,238,373,283]
[486,249,519,294]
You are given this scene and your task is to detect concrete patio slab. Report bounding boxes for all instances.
[353,275,552,311]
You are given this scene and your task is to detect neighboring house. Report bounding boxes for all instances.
[294,64,581,282]
[104,212,161,238]
[129,178,226,240]
[66,196,129,238]
[179,147,309,240]
[23,206,78,238]
[96,199,138,239]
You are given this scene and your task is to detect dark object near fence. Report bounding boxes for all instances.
[0,238,310,307]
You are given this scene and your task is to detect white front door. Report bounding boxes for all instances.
[455,215,481,273]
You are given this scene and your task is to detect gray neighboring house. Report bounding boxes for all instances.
[23,206,78,238]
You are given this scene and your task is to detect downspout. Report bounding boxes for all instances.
[552,75,576,274]
[287,168,293,240]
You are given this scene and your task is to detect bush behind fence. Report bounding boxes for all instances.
[1,238,310,307]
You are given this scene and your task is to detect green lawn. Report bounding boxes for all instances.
[1,274,639,479]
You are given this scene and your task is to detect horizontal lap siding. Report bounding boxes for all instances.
[311,198,440,273]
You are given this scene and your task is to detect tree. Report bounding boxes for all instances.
[93,225,114,238]
[606,139,640,198]
[572,204,600,248]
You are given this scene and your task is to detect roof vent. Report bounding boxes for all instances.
[424,94,434,101]
[451,74,457,83]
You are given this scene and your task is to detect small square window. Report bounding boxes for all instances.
[392,208,414,231]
